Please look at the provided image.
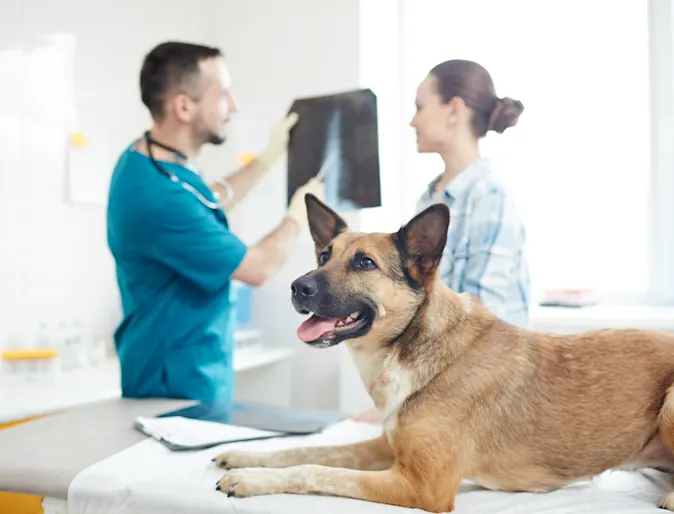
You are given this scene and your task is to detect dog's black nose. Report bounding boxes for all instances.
[291,276,318,299]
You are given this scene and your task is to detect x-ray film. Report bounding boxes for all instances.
[286,88,381,212]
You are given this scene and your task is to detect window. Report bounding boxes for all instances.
[399,0,651,298]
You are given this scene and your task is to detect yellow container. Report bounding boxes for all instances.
[1,349,60,380]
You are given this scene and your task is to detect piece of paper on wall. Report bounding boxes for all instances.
[66,130,117,206]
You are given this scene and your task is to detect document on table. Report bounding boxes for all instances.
[134,415,286,451]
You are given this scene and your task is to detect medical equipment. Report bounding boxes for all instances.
[314,151,336,183]
[286,88,381,210]
[145,132,233,209]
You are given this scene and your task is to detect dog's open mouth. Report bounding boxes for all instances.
[297,310,369,344]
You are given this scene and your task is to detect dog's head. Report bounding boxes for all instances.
[291,194,450,348]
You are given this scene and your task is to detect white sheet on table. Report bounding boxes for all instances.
[67,419,674,514]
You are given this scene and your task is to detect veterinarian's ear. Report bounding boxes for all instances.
[396,204,450,284]
[305,193,349,250]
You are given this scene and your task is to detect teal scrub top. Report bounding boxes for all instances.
[106,144,247,403]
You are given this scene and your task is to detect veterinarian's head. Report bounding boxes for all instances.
[140,41,238,151]
[290,194,450,349]
[410,59,523,155]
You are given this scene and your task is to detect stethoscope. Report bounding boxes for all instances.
[144,131,232,209]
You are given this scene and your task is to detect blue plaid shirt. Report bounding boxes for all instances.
[417,160,531,328]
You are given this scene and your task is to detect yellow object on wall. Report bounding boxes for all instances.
[70,132,89,148]
[236,152,256,165]
[0,416,45,514]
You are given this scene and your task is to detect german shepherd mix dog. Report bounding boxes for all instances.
[215,194,674,512]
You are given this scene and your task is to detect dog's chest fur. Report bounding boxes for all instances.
[347,344,415,439]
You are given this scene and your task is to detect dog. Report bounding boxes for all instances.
[214,194,674,512]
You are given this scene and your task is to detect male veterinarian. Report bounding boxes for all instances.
[107,41,324,403]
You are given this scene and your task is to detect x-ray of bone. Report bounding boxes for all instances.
[286,89,381,212]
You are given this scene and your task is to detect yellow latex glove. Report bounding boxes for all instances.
[287,178,325,227]
[257,112,299,170]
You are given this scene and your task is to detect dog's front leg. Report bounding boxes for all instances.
[213,434,393,471]
[216,464,460,512]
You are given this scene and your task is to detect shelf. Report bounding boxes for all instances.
[234,345,295,372]
[531,304,674,333]
[0,345,295,424]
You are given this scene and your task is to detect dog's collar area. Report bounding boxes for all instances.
[384,296,428,348]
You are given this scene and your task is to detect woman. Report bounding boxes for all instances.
[411,58,531,328]
[354,59,531,424]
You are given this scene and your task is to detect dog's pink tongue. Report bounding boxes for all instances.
[297,315,338,342]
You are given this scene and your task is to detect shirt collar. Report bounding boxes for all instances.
[427,159,491,200]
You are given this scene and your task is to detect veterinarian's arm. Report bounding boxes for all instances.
[231,218,299,286]
[231,178,325,287]
[462,189,529,323]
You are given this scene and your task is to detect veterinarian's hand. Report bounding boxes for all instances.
[286,178,325,227]
[257,112,299,170]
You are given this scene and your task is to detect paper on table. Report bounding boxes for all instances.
[134,416,283,450]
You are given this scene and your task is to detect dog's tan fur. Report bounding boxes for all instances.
[215,197,674,512]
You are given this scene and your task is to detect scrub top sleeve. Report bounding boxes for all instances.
[147,190,248,293]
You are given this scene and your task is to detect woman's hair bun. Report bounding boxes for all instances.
[487,97,524,134]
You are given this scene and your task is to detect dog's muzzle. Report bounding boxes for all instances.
[290,273,323,314]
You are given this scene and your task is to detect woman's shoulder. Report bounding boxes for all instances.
[469,161,511,195]
[465,163,525,224]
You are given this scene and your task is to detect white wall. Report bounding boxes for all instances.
[0,0,209,348]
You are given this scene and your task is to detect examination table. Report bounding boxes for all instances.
[1,398,673,514]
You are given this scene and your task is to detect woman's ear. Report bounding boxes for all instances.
[445,96,466,127]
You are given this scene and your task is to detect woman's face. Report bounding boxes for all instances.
[410,74,460,154]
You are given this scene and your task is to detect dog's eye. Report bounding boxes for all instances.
[356,256,377,270]
[318,251,330,265]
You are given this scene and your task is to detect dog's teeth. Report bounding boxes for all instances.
[308,311,314,317]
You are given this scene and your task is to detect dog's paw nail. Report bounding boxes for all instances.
[215,484,221,491]
[227,489,235,497]
[211,457,216,462]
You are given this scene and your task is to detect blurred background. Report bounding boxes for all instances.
[0,0,673,419]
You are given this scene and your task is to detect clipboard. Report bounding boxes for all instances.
[133,416,291,452]
[135,401,349,451]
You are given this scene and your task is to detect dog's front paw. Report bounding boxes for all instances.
[213,450,266,469]
[661,492,674,511]
[216,468,291,497]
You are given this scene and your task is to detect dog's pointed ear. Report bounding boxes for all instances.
[396,204,450,286]
[305,193,349,250]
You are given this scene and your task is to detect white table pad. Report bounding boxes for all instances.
[63,419,674,514]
